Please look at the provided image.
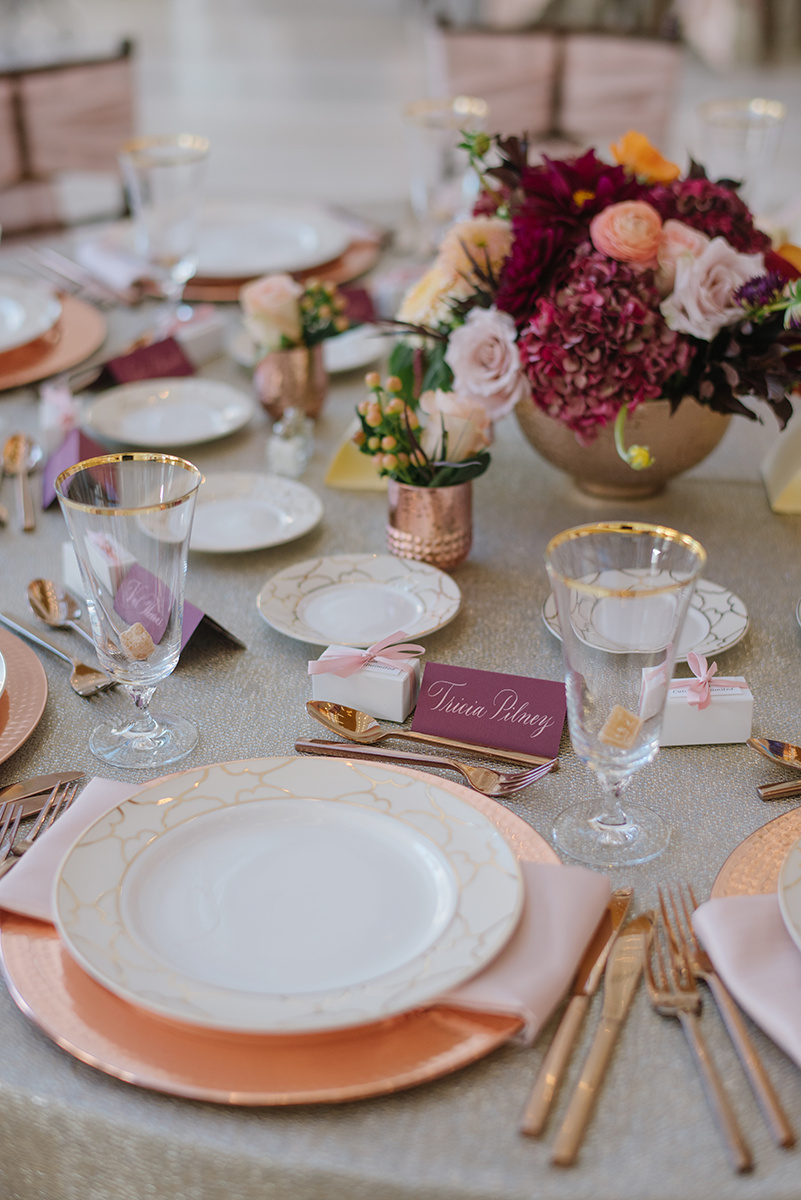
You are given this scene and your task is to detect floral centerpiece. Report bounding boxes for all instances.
[358,129,801,496]
[240,274,348,419]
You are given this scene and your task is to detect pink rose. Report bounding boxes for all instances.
[589,201,663,265]
[655,219,710,297]
[419,388,492,462]
[240,273,303,350]
[444,306,530,420]
[661,237,764,341]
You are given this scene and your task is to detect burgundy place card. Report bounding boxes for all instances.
[42,429,107,509]
[412,663,566,759]
[90,335,195,391]
[113,564,246,652]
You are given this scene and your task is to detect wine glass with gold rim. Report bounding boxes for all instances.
[55,453,201,769]
[545,522,706,867]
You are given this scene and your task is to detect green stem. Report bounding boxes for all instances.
[614,405,655,471]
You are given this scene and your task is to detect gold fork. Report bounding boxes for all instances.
[673,884,794,1148]
[644,889,753,1174]
[0,780,80,880]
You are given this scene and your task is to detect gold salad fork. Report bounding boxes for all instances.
[0,780,80,880]
[645,888,752,1174]
[294,738,556,798]
[672,884,794,1147]
[0,802,23,871]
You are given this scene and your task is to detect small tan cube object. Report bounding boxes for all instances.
[598,705,643,749]
[120,622,156,661]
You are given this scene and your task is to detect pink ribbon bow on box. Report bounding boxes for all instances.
[673,651,748,711]
[308,631,424,681]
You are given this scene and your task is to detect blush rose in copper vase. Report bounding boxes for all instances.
[240,273,348,420]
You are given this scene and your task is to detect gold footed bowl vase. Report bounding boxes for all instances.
[514,395,731,499]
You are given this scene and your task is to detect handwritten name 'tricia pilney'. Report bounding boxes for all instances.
[425,680,556,740]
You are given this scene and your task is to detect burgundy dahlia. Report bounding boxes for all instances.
[649,173,770,255]
[496,150,648,321]
[517,244,692,440]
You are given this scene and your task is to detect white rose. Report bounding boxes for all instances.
[444,306,530,421]
[660,237,764,341]
[654,219,710,297]
[240,273,304,351]
[419,388,492,462]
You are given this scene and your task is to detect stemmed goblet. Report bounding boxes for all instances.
[118,133,210,331]
[545,522,706,867]
[55,453,202,769]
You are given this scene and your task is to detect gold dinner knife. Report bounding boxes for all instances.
[551,912,653,1167]
[520,886,633,1137]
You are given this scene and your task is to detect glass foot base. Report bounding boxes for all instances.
[90,712,198,770]
[553,799,670,868]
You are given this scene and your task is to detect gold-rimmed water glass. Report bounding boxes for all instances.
[118,133,210,329]
[545,522,706,867]
[55,453,201,769]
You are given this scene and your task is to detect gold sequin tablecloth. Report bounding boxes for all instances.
[0,315,800,1200]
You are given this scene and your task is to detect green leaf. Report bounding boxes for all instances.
[428,452,491,487]
[420,341,454,394]
[387,341,417,404]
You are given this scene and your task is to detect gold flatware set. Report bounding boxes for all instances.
[520,884,794,1172]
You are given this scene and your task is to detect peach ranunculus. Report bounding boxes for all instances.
[589,200,663,265]
[419,388,492,462]
[661,237,765,341]
[655,219,710,297]
[396,265,472,328]
[610,130,681,184]
[240,273,303,350]
[444,306,529,421]
[436,216,513,281]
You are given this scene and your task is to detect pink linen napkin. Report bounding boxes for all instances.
[693,895,801,1069]
[0,779,610,1043]
[443,861,610,1043]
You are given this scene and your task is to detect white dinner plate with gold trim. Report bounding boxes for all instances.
[0,276,61,354]
[53,757,523,1034]
[543,577,748,662]
[190,473,323,553]
[83,378,255,448]
[256,553,461,646]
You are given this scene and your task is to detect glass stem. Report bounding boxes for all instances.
[123,685,159,736]
[593,777,630,828]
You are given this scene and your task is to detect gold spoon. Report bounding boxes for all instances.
[2,434,42,532]
[306,700,553,766]
[27,579,96,648]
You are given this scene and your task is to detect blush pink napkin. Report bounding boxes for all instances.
[693,895,801,1069]
[0,778,611,1044]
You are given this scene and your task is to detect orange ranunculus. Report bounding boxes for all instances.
[590,201,663,265]
[610,130,681,184]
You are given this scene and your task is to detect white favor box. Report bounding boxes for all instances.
[660,678,753,747]
[311,645,422,723]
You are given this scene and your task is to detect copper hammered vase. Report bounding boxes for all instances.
[386,479,472,572]
[253,344,328,420]
[514,395,731,499]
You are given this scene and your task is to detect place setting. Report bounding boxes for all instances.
[0,274,106,393]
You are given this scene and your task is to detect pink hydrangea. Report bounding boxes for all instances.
[517,244,692,441]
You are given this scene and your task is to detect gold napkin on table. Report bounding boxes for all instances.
[694,896,801,1069]
[325,418,387,492]
[0,778,610,1045]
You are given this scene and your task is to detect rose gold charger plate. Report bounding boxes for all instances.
[711,807,801,898]
[0,293,106,392]
[0,629,48,767]
[0,768,557,1105]
[182,238,382,303]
